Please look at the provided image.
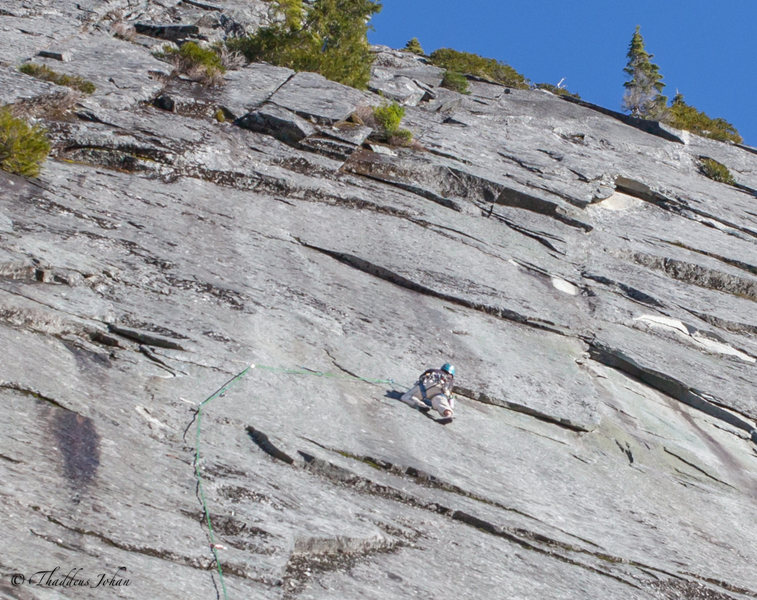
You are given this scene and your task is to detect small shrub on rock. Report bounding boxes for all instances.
[0,107,50,177]
[19,63,96,94]
[157,42,226,86]
[429,48,529,89]
[441,70,469,94]
[699,157,735,185]
[371,101,414,147]
[373,101,404,136]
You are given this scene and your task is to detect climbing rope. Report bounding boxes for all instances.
[190,363,255,600]
[188,362,396,600]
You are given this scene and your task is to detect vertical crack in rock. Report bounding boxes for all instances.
[615,440,634,464]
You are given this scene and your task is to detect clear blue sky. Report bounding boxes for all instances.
[368,0,756,146]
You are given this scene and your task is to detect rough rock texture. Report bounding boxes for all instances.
[1,2,756,599]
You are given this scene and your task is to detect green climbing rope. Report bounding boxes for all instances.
[193,363,255,600]
[190,362,395,599]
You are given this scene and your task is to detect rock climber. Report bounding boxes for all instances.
[401,363,456,418]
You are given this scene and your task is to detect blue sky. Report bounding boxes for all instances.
[368,0,756,146]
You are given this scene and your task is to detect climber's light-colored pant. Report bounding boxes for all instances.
[401,385,454,417]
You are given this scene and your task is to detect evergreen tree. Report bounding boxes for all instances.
[622,26,667,119]
[404,37,424,55]
[229,0,382,89]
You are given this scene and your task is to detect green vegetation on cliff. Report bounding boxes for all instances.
[699,157,735,184]
[229,0,382,89]
[622,26,666,119]
[621,27,742,144]
[0,107,50,177]
[665,93,742,144]
[429,48,529,89]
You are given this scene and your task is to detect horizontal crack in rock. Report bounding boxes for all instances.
[298,241,570,335]
[663,448,736,489]
[582,271,665,308]
[454,385,591,432]
[108,324,187,350]
[588,341,756,438]
[41,512,216,572]
[0,382,71,411]
[630,252,757,301]
[495,186,593,232]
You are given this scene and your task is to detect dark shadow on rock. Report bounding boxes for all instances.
[246,425,294,464]
[384,390,403,400]
[50,409,101,500]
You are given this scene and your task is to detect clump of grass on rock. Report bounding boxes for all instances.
[19,63,96,94]
[0,106,50,177]
[156,42,226,86]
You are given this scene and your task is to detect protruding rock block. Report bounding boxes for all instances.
[235,103,316,146]
[269,71,368,124]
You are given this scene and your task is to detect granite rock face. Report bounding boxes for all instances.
[1,3,756,600]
